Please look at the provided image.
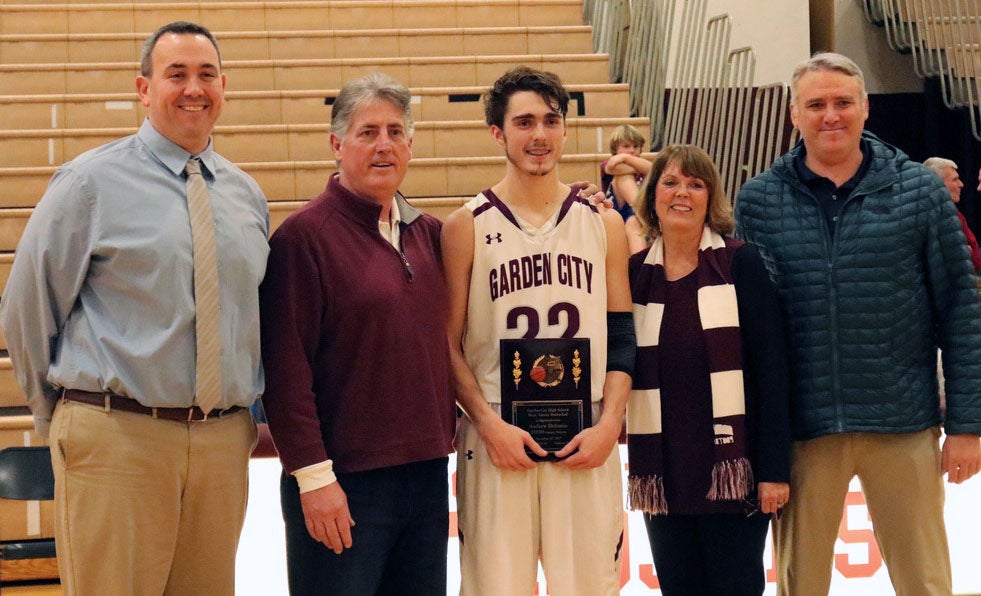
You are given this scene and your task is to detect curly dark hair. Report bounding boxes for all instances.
[483,66,570,128]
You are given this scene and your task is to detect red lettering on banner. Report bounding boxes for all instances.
[624,460,661,590]
[766,537,777,583]
[638,563,661,590]
[448,471,458,539]
[834,489,883,578]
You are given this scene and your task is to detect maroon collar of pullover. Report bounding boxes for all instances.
[324,173,422,229]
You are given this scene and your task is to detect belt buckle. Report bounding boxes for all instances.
[189,407,208,422]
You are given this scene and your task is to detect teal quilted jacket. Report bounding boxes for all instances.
[735,132,981,440]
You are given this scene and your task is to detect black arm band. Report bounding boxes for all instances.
[606,311,636,376]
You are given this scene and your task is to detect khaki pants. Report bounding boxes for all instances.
[50,399,256,596]
[774,428,951,596]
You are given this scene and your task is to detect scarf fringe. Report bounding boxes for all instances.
[706,457,754,501]
[628,475,668,515]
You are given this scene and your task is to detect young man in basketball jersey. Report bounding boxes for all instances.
[442,66,635,596]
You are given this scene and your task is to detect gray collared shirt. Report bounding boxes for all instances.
[0,120,270,435]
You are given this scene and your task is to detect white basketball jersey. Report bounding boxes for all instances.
[463,188,609,404]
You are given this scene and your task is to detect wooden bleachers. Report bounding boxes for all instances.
[0,26,594,63]
[0,1,653,581]
[897,0,972,21]
[0,359,22,409]
[0,0,644,425]
[0,0,586,34]
[0,116,649,166]
[866,0,980,139]
[950,44,980,77]
[0,152,621,206]
[0,83,632,128]
[0,209,30,251]
[0,199,457,299]
[0,198,473,256]
[0,416,56,584]
[918,16,979,50]
[0,53,612,94]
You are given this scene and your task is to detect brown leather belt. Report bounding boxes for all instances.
[61,389,245,422]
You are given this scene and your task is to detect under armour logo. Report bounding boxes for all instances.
[466,449,475,460]
[485,233,502,244]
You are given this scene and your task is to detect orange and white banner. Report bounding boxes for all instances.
[239,446,981,595]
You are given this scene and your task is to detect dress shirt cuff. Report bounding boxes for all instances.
[292,460,337,493]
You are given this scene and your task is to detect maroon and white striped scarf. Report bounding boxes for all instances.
[627,227,752,514]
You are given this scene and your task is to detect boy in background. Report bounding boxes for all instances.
[600,124,652,252]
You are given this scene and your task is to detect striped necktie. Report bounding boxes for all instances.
[184,157,223,414]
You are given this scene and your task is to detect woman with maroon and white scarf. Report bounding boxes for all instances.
[626,145,791,595]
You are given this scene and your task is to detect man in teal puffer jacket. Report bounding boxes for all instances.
[735,52,981,596]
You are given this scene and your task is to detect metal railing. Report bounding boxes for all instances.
[584,0,794,200]
[622,0,676,146]
[863,0,981,140]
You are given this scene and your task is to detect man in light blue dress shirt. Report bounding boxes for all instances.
[0,21,269,595]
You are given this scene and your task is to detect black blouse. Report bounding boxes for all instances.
[652,244,791,515]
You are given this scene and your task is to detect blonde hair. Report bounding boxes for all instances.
[608,124,646,155]
[633,144,733,237]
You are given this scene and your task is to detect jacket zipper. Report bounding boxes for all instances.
[796,182,844,430]
[398,248,414,282]
[781,147,893,433]
[381,224,414,282]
